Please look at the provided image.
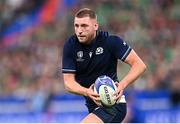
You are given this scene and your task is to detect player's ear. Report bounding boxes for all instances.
[94,23,99,30]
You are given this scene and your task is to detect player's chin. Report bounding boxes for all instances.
[78,38,87,43]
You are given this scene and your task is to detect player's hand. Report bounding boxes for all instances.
[86,84,102,106]
[114,82,124,103]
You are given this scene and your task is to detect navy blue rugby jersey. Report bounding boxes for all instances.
[62,31,132,88]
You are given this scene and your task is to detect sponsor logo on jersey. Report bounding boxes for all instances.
[89,52,93,58]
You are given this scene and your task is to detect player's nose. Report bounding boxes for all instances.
[78,31,83,35]
[77,27,83,34]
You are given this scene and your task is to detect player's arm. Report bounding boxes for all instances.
[62,40,88,96]
[115,49,146,100]
[107,35,146,100]
[63,73,88,96]
[63,73,101,106]
[119,49,146,88]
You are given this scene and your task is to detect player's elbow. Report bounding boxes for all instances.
[135,59,147,75]
[133,59,147,74]
[141,62,147,74]
[64,81,72,92]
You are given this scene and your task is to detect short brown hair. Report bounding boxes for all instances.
[75,8,97,19]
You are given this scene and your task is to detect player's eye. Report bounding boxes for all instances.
[74,24,79,28]
[81,24,88,28]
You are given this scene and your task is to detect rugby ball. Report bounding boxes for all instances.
[94,75,117,107]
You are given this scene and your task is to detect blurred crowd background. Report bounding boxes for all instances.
[0,0,179,123]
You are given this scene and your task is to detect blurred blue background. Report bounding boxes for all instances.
[0,0,179,123]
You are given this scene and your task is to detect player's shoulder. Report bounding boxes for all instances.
[97,30,109,39]
[63,35,78,51]
[107,34,124,42]
[97,31,125,46]
[97,31,123,41]
[65,34,77,44]
[104,34,124,48]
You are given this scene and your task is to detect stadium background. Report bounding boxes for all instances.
[0,0,179,123]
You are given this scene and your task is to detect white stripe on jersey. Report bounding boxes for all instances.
[121,47,131,61]
[62,69,76,72]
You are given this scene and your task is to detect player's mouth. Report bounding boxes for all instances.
[78,35,86,38]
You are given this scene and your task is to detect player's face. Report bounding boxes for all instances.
[74,17,98,44]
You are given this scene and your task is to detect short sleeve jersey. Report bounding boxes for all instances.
[62,31,132,88]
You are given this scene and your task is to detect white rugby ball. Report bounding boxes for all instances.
[94,75,117,107]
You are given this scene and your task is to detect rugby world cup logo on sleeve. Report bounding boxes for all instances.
[77,51,84,62]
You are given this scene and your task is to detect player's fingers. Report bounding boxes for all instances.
[89,83,94,89]
[90,94,101,101]
[114,90,122,100]
[92,99,101,107]
[93,100,102,107]
[115,90,123,101]
[97,102,102,107]
[115,82,119,87]
[91,91,100,97]
[114,88,120,96]
[93,96,101,101]
[87,88,99,97]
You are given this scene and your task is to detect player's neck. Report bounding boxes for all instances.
[91,31,97,42]
[85,32,97,45]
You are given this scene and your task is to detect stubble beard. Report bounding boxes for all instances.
[79,33,96,45]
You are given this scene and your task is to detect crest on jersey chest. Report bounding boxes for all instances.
[95,47,103,55]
